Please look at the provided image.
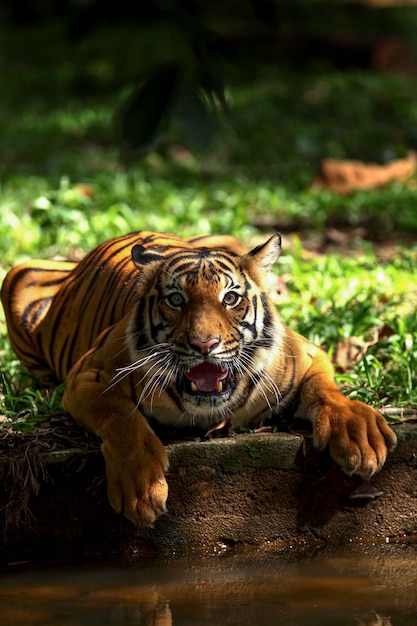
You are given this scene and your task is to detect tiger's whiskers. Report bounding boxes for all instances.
[105,342,173,393]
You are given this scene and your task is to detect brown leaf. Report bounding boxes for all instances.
[325,226,367,245]
[333,336,367,371]
[313,150,417,194]
[376,322,396,342]
[205,418,232,439]
[74,184,95,198]
[332,323,396,371]
[349,483,383,500]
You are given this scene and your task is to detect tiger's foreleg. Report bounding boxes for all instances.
[62,332,169,527]
[98,398,169,527]
[293,341,397,478]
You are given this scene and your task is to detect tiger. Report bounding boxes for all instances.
[1,231,397,527]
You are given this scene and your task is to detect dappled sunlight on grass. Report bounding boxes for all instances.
[1,19,417,422]
[275,242,417,408]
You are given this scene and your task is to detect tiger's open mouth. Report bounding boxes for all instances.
[182,362,233,398]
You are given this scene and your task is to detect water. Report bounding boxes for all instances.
[0,543,416,625]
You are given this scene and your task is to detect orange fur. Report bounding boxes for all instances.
[1,231,396,526]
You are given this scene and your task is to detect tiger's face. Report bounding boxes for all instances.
[125,235,283,422]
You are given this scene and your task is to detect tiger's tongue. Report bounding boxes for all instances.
[186,363,228,392]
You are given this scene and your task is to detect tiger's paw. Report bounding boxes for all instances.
[102,433,169,527]
[313,399,397,478]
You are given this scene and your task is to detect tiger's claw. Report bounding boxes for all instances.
[313,399,397,478]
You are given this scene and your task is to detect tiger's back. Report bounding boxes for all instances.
[1,231,248,384]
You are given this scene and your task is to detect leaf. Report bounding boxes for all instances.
[195,57,228,109]
[205,418,232,439]
[313,151,417,194]
[117,64,181,156]
[349,484,383,500]
[333,336,367,372]
[333,323,396,371]
[176,85,218,151]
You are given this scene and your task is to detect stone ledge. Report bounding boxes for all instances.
[1,424,416,565]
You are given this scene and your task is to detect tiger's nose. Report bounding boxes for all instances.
[190,337,220,354]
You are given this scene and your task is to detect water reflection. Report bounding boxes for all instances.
[0,543,415,625]
[357,613,391,626]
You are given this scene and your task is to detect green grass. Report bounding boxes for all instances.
[1,240,416,427]
[278,241,417,409]
[0,373,65,433]
[1,19,417,428]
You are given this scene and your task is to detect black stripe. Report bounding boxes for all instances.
[88,256,134,341]
[240,294,258,340]
[58,334,73,381]
[132,299,149,352]
[47,238,137,359]
[148,294,167,337]
[21,297,52,329]
[166,260,196,275]
[165,385,183,411]
[32,274,72,288]
[211,257,236,273]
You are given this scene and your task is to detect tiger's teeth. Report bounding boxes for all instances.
[190,381,198,392]
[215,381,223,392]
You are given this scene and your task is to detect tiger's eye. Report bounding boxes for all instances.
[222,291,242,307]
[166,292,185,308]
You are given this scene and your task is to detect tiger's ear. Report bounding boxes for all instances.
[131,244,164,267]
[246,233,282,272]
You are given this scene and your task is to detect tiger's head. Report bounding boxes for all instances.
[125,234,284,425]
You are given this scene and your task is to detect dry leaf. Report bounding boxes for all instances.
[313,150,416,194]
[74,184,95,198]
[349,483,383,500]
[324,226,367,245]
[333,323,396,371]
[205,418,232,439]
[333,336,367,371]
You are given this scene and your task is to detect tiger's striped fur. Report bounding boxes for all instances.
[1,231,396,527]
